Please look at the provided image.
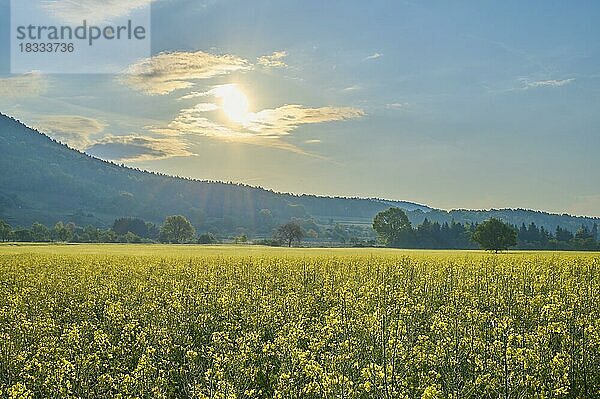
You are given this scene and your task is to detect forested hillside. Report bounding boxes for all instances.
[0,114,426,234]
[1,113,598,235]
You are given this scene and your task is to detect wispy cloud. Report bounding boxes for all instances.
[386,102,407,110]
[32,115,107,149]
[0,72,49,98]
[342,85,361,92]
[179,83,239,101]
[305,139,322,144]
[160,116,312,155]
[522,78,575,89]
[178,84,365,138]
[180,92,208,101]
[86,135,194,162]
[162,101,364,154]
[122,51,251,95]
[365,52,383,61]
[244,105,364,136]
[43,0,156,24]
[490,77,577,94]
[191,103,220,112]
[257,51,289,68]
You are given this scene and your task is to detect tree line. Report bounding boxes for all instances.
[373,208,600,251]
[0,216,200,244]
[0,216,306,247]
[1,208,598,251]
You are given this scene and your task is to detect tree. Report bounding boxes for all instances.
[198,233,217,244]
[472,218,517,253]
[372,208,413,247]
[112,217,149,238]
[326,224,350,243]
[31,222,50,242]
[99,229,118,243]
[53,222,74,242]
[575,225,593,240]
[123,232,142,243]
[80,225,101,243]
[159,215,195,243]
[0,220,12,242]
[306,229,319,239]
[275,222,304,247]
[555,226,573,242]
[539,226,551,246]
[12,229,33,242]
[234,234,248,244]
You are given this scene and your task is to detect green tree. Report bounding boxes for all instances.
[80,225,101,243]
[327,224,350,243]
[99,229,118,243]
[112,217,149,238]
[472,218,517,253]
[123,232,143,243]
[31,222,50,242]
[306,229,319,239]
[12,229,33,242]
[274,222,304,247]
[0,220,12,242]
[160,215,196,244]
[198,232,217,244]
[234,234,248,244]
[53,222,74,242]
[372,208,413,247]
[575,225,593,240]
[555,226,574,242]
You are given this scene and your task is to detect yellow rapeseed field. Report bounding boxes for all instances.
[0,244,599,398]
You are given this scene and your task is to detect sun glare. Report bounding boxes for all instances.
[216,84,250,124]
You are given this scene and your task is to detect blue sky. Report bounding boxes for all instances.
[0,0,599,216]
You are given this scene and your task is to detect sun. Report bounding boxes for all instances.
[216,84,250,124]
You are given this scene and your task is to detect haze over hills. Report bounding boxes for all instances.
[0,113,598,235]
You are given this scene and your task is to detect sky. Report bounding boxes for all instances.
[0,0,599,216]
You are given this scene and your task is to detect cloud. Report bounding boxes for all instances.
[32,115,107,149]
[244,105,364,136]
[305,139,322,144]
[365,53,383,61]
[122,51,251,95]
[180,91,209,100]
[0,72,49,98]
[162,100,364,154]
[86,135,194,162]
[43,0,155,24]
[489,77,577,94]
[520,78,575,89]
[179,84,238,101]
[257,51,289,68]
[342,85,361,92]
[192,103,220,112]
[27,114,191,161]
[386,103,407,110]
[163,115,312,155]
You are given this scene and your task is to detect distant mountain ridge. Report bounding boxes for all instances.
[0,113,598,235]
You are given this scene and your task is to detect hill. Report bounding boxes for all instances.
[0,113,598,235]
[0,114,428,234]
